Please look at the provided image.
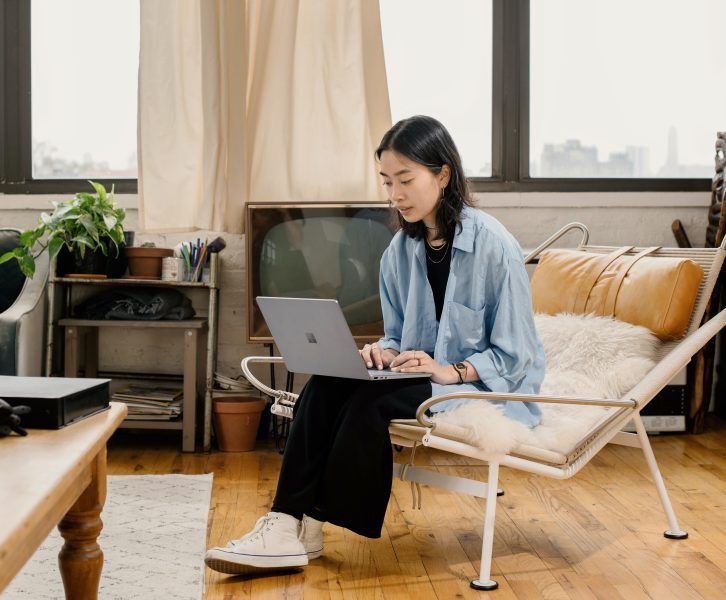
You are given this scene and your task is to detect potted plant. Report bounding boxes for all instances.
[125,241,174,279]
[0,181,126,278]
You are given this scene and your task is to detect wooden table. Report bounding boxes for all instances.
[0,402,127,599]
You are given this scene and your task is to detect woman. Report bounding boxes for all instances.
[205,115,545,575]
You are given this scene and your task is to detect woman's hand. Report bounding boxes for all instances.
[389,350,459,385]
[360,343,398,370]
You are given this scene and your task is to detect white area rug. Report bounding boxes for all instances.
[3,473,213,600]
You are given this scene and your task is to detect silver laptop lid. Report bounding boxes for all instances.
[256,297,372,379]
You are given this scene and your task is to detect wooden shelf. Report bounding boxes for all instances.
[51,276,213,288]
[59,317,207,329]
[46,253,221,452]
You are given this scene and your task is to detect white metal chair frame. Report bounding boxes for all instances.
[241,222,726,591]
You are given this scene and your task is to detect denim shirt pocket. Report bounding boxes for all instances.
[445,301,487,358]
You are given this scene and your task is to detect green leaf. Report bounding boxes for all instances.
[88,180,107,202]
[71,235,93,248]
[78,215,99,242]
[20,230,38,247]
[0,250,17,264]
[51,203,75,220]
[109,228,124,244]
[103,214,117,230]
[19,255,35,279]
[47,236,65,259]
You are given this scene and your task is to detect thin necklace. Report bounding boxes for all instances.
[426,244,450,264]
[425,238,450,264]
[426,237,448,251]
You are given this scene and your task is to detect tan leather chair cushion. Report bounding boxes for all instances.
[531,248,704,341]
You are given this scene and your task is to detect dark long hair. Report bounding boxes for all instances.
[375,115,472,239]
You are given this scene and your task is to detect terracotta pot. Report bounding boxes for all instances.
[213,396,266,452]
[124,247,174,278]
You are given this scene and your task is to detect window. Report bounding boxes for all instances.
[1,0,138,193]
[530,0,725,179]
[379,0,493,178]
[2,0,715,194]
[31,0,139,179]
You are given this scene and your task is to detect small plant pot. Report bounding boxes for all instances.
[124,247,174,279]
[213,396,266,452]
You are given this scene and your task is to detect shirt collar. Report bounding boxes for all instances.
[452,205,476,253]
[414,205,476,267]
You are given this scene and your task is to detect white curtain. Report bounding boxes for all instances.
[138,0,391,233]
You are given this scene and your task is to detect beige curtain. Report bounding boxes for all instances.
[138,0,391,234]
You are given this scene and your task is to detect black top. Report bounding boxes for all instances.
[425,236,452,321]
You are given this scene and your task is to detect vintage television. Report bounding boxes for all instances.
[246,203,397,344]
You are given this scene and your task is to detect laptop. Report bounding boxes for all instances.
[256,297,430,380]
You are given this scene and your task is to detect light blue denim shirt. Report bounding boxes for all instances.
[377,206,545,427]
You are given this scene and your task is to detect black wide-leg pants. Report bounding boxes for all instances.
[271,375,432,538]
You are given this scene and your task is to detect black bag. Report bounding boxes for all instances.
[74,287,195,320]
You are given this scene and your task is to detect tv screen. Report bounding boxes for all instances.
[246,203,397,343]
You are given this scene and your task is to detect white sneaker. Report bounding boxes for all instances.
[204,512,308,575]
[302,515,324,559]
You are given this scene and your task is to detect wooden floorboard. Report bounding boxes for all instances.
[106,417,726,600]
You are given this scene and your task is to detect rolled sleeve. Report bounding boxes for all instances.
[377,248,403,353]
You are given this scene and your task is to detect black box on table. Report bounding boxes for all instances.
[0,376,110,429]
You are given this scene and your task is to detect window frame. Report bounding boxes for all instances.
[0,0,137,194]
[0,0,712,195]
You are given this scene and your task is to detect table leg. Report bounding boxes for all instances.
[57,447,107,600]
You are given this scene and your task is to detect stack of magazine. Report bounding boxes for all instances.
[112,384,183,420]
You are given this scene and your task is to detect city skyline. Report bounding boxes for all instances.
[531,127,713,179]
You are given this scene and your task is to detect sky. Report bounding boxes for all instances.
[31,0,139,172]
[30,0,725,179]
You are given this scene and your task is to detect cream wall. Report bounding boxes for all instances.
[0,191,710,381]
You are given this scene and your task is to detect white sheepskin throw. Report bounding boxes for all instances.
[433,313,661,456]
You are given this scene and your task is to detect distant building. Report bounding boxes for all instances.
[540,139,599,177]
[656,126,712,177]
[539,139,655,177]
[625,146,651,177]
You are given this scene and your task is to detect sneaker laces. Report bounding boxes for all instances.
[227,513,278,549]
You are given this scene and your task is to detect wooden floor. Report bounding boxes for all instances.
[107,417,726,600]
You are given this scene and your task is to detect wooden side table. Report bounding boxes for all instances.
[0,402,128,599]
[60,317,207,452]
